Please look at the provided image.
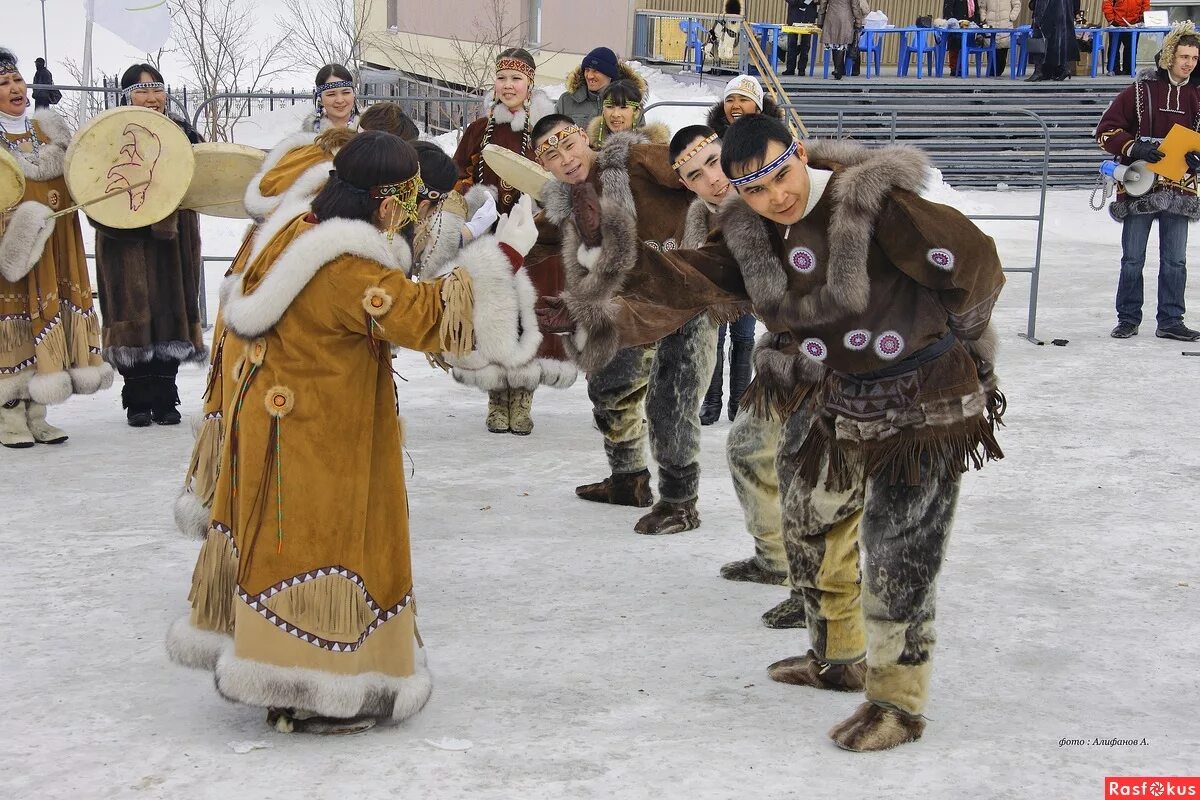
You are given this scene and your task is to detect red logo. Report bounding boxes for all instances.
[1106,778,1200,798]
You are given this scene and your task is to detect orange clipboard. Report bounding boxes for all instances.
[1147,124,1200,183]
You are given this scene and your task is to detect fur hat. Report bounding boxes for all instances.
[0,48,17,74]
[723,75,764,109]
[1157,21,1200,70]
[581,47,620,81]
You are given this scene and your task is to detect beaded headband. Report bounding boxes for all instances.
[496,57,535,80]
[729,140,799,188]
[603,99,641,110]
[418,185,445,202]
[123,81,165,99]
[533,125,585,158]
[315,79,354,99]
[0,58,17,75]
[671,133,719,171]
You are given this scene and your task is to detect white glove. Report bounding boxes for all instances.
[494,194,538,257]
[463,192,499,241]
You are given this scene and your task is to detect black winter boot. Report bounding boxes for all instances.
[727,340,753,421]
[699,357,723,426]
[122,374,154,427]
[575,469,654,507]
[832,49,847,79]
[151,364,182,425]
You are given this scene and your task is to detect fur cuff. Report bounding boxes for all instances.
[451,356,577,390]
[0,202,55,282]
[165,615,231,672]
[0,371,33,404]
[68,363,115,395]
[28,370,73,405]
[213,643,433,721]
[174,491,211,540]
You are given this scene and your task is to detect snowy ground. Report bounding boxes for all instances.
[3,73,1199,798]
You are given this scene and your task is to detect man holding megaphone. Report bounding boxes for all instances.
[1096,23,1200,342]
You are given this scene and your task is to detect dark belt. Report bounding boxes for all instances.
[839,332,957,382]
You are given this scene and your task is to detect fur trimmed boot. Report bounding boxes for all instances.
[486,390,510,433]
[829,702,926,752]
[760,595,807,628]
[25,401,68,444]
[720,557,789,586]
[727,340,753,421]
[122,375,154,427]
[575,469,654,507]
[634,499,700,535]
[699,358,723,426]
[767,650,866,691]
[508,388,534,436]
[1,400,36,448]
[152,378,182,426]
[267,707,377,736]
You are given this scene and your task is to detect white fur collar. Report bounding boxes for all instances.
[483,89,555,132]
[223,216,412,338]
[244,130,321,221]
[9,110,70,182]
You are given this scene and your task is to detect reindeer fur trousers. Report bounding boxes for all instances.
[585,314,716,502]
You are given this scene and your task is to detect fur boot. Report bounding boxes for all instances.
[760,594,807,628]
[727,339,753,421]
[508,388,534,436]
[122,374,154,427]
[152,375,182,426]
[25,401,68,444]
[699,357,723,426]
[634,499,700,535]
[720,557,789,586]
[0,400,35,448]
[829,702,926,752]
[576,469,653,507]
[767,650,866,690]
[486,390,510,433]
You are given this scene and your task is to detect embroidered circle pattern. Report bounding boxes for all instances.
[873,331,905,360]
[788,246,817,274]
[800,337,828,361]
[927,247,955,271]
[843,329,871,351]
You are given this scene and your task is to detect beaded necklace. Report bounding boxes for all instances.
[0,116,40,156]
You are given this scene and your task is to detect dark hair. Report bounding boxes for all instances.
[311,131,418,223]
[669,125,717,166]
[35,58,46,68]
[1177,34,1200,51]
[599,79,643,108]
[720,114,793,182]
[412,141,459,195]
[724,1,742,14]
[532,113,579,145]
[497,47,537,74]
[359,102,419,141]
[315,63,353,87]
[120,63,164,89]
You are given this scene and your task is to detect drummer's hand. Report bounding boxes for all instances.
[464,192,499,241]
[495,194,537,257]
[570,182,602,248]
[535,295,576,335]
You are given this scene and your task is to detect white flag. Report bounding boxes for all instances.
[86,0,172,54]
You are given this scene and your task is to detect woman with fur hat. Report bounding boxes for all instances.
[91,63,207,427]
[556,47,644,128]
[587,79,669,149]
[166,131,543,734]
[453,48,560,434]
[0,47,113,448]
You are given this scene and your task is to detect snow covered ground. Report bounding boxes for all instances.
[3,74,1199,799]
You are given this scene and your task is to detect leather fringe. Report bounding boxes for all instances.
[188,530,239,634]
[438,266,475,358]
[262,575,377,641]
[184,413,223,505]
[0,316,32,353]
[741,376,814,422]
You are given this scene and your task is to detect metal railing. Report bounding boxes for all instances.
[643,99,1050,344]
[632,9,750,75]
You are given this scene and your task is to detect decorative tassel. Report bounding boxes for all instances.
[274,417,283,554]
[183,413,223,506]
[188,531,239,634]
[438,266,475,358]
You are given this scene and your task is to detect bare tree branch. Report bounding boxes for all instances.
[276,0,373,74]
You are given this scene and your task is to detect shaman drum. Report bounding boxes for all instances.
[0,148,25,237]
[481,144,552,202]
[64,106,194,229]
[181,142,266,218]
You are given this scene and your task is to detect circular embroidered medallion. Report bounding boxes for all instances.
[874,331,905,360]
[843,329,871,351]
[264,385,295,418]
[800,337,828,361]
[927,247,955,271]
[788,246,817,274]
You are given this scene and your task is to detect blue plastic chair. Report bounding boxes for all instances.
[897,29,944,78]
[679,19,708,74]
[856,29,884,77]
[966,30,999,76]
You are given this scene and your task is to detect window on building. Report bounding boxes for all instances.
[387,0,398,29]
[527,0,542,47]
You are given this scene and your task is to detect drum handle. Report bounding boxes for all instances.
[50,178,153,220]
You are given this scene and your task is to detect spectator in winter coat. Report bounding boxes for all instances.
[31,58,60,109]
[554,47,622,128]
[781,0,819,76]
[1028,0,1078,80]
[818,0,867,79]
[978,0,1022,75]
[1103,0,1150,75]
[943,0,982,77]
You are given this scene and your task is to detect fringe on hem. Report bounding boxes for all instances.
[188,530,239,634]
[184,413,223,505]
[741,377,814,422]
[262,575,378,642]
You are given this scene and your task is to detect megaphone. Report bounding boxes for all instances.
[1099,159,1158,197]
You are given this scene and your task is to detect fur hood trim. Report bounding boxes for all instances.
[721,140,930,326]
[244,131,320,221]
[13,110,71,181]
[481,89,555,133]
[275,161,332,212]
[223,217,411,339]
[587,117,669,148]
[1156,22,1200,78]
[565,63,647,98]
[705,95,783,138]
[0,201,55,282]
